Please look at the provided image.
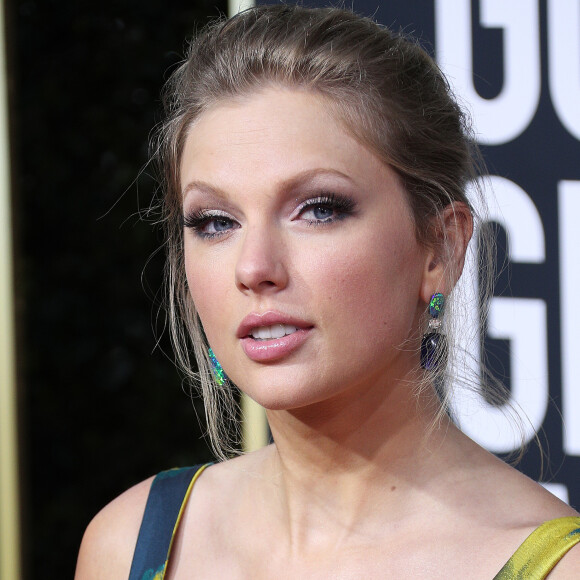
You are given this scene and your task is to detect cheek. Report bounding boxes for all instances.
[184,244,233,340]
[309,232,424,345]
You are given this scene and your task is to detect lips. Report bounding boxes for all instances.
[237,310,313,362]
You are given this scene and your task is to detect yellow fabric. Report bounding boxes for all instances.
[494,517,580,579]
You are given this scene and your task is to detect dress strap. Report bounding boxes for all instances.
[494,516,580,579]
[128,463,211,580]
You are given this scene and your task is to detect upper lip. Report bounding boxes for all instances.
[236,310,313,338]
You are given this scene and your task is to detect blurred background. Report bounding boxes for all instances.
[6,1,224,577]
[1,0,579,578]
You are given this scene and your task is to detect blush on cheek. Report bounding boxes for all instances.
[332,243,421,337]
[186,265,215,319]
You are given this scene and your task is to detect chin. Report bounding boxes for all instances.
[244,389,322,412]
[237,373,346,413]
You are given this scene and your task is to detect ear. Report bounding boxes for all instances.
[420,202,473,303]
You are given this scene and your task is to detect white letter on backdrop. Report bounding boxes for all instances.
[435,0,540,145]
[559,181,580,454]
[451,176,548,452]
[548,0,580,140]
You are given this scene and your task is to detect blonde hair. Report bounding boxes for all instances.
[153,5,493,459]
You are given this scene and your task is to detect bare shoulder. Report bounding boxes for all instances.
[517,488,580,579]
[74,476,154,580]
[549,541,580,578]
[182,448,274,516]
[170,449,275,555]
[497,461,579,520]
[165,450,279,578]
[460,439,579,521]
[197,446,274,488]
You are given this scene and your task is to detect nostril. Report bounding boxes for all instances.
[237,278,278,292]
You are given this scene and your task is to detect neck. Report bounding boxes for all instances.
[269,376,440,468]
[263,375,460,550]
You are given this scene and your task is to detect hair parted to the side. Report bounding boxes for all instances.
[153,4,501,460]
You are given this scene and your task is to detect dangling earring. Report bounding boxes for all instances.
[208,347,227,385]
[420,293,447,371]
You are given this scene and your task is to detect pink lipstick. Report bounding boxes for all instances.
[237,311,313,362]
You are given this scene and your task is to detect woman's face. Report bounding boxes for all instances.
[180,88,433,411]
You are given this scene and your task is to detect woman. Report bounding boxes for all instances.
[75,6,580,578]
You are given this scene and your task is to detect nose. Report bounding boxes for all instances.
[235,222,289,294]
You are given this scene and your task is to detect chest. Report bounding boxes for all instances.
[166,518,520,580]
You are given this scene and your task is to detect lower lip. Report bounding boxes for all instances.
[240,329,311,362]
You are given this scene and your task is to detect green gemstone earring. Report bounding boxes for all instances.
[420,293,447,371]
[208,348,227,385]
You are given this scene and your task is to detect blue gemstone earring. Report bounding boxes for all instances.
[208,348,227,385]
[420,293,447,371]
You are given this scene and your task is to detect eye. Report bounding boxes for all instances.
[296,194,356,225]
[183,210,238,239]
[301,204,335,221]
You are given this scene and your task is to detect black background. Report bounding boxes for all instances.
[11,1,223,577]
[9,0,580,578]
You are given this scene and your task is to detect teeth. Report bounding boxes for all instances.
[250,324,298,340]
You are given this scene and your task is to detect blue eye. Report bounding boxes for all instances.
[183,211,238,239]
[209,217,234,232]
[298,194,356,225]
[307,205,334,220]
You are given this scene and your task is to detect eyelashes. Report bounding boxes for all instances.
[182,209,237,239]
[183,192,357,239]
[296,193,356,226]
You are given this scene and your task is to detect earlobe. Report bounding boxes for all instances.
[420,202,473,303]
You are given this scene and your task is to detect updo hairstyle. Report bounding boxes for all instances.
[154,5,485,459]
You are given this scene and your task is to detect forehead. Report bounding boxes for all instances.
[179,87,406,211]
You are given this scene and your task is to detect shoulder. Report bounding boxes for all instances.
[171,452,274,544]
[179,451,271,520]
[535,516,580,579]
[501,516,580,579]
[460,441,578,522]
[164,452,275,577]
[550,540,580,578]
[480,461,580,576]
[74,475,154,580]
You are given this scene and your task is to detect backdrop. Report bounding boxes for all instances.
[12,1,580,578]
[12,1,222,578]
[283,0,580,503]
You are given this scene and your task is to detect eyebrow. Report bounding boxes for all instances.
[284,168,355,190]
[181,180,227,202]
[181,168,355,201]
